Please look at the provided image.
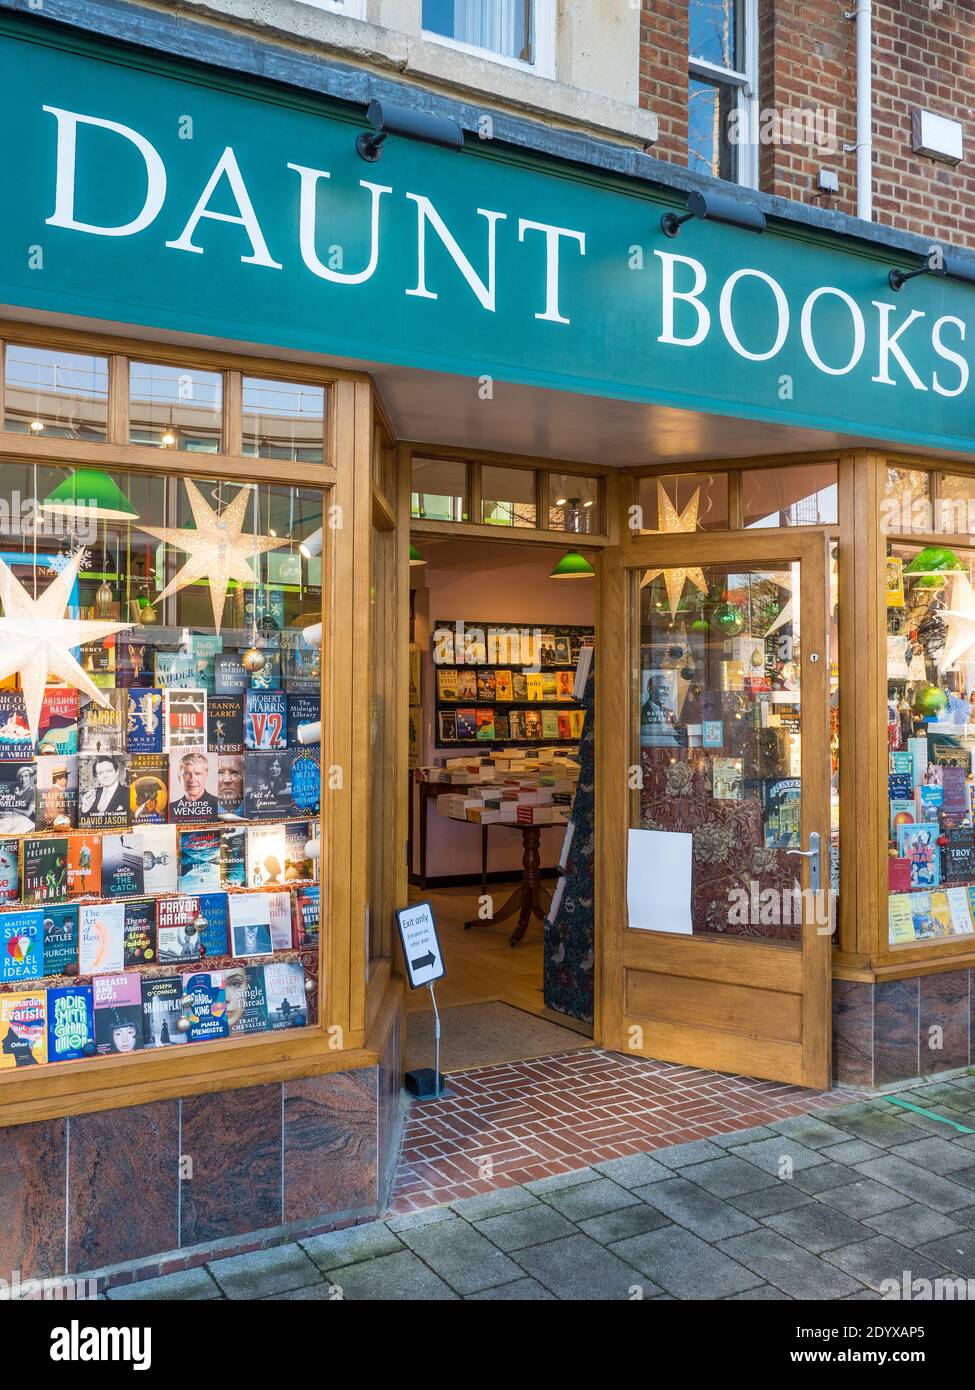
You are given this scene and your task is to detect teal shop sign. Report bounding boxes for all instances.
[2,20,975,453]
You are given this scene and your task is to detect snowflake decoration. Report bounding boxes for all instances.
[45,546,92,578]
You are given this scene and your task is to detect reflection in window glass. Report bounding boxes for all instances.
[634,561,808,939]
[688,77,737,181]
[742,464,838,528]
[129,363,222,453]
[638,473,728,533]
[936,475,975,539]
[411,456,467,522]
[882,467,929,538]
[422,0,533,62]
[689,0,739,68]
[4,345,109,441]
[481,465,536,528]
[547,474,599,532]
[242,378,324,464]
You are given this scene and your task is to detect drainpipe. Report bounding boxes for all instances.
[845,1,873,220]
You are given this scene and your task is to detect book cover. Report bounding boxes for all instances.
[284,822,313,882]
[908,892,937,939]
[541,674,558,701]
[942,765,970,826]
[129,752,170,824]
[248,649,282,691]
[888,857,912,894]
[541,711,560,740]
[36,755,77,832]
[296,884,319,948]
[47,984,94,1062]
[79,690,127,754]
[224,964,269,1035]
[888,893,915,944]
[888,772,913,801]
[889,750,913,774]
[181,971,229,1042]
[942,827,975,885]
[897,823,941,888]
[243,585,285,635]
[0,690,32,760]
[511,673,528,702]
[456,669,478,700]
[164,688,208,751]
[555,670,575,699]
[79,640,115,681]
[169,749,220,823]
[263,960,308,1030]
[0,839,20,903]
[178,828,222,893]
[437,669,459,702]
[763,778,801,848]
[523,710,543,741]
[216,754,246,821]
[207,696,244,755]
[67,832,102,897]
[229,891,274,957]
[156,892,229,962]
[569,710,585,738]
[123,897,157,966]
[244,690,287,750]
[0,761,37,835]
[476,671,496,701]
[141,823,178,895]
[915,785,942,825]
[438,711,457,742]
[889,798,917,835]
[267,889,295,950]
[286,694,320,748]
[214,652,249,695]
[0,907,44,983]
[283,630,321,693]
[476,709,495,741]
[525,673,544,702]
[0,990,47,1066]
[154,651,214,692]
[92,973,143,1055]
[494,712,510,742]
[116,638,156,689]
[246,823,288,889]
[244,750,294,820]
[22,836,68,904]
[77,753,130,830]
[126,688,164,753]
[102,832,146,898]
[455,709,476,741]
[947,885,975,934]
[79,901,126,975]
[220,825,247,889]
[928,731,975,770]
[41,902,79,978]
[553,636,571,664]
[494,670,513,702]
[37,688,79,756]
[141,975,188,1047]
[929,890,954,936]
[290,750,319,815]
[508,710,526,740]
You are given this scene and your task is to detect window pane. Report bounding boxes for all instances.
[882,466,931,538]
[638,473,729,533]
[688,76,737,181]
[423,0,533,62]
[411,456,467,522]
[242,377,324,464]
[4,345,109,441]
[547,474,600,532]
[742,464,838,528]
[634,560,807,939]
[481,465,536,527]
[936,475,975,539]
[129,363,223,453]
[690,0,739,69]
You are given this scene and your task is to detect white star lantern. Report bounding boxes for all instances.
[138,479,290,633]
[639,481,709,617]
[938,572,975,673]
[0,549,132,742]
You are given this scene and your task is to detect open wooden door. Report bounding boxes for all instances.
[597,530,832,1090]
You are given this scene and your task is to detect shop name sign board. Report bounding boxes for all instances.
[2,22,975,453]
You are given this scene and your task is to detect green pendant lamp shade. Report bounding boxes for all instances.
[409,544,426,566]
[41,468,139,521]
[550,548,595,580]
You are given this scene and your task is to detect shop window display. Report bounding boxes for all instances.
[0,460,322,1066]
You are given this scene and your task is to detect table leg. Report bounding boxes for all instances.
[509,826,543,946]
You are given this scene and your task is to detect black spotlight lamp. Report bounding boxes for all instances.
[661,189,766,239]
[356,98,464,162]
[888,248,975,292]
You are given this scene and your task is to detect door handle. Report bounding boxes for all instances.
[786,831,821,893]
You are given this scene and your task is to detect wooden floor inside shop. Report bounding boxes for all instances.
[405,880,593,1039]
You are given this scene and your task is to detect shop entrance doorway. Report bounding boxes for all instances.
[598,530,833,1089]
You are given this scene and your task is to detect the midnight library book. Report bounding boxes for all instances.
[208,696,244,754]
[37,688,79,756]
[181,971,229,1042]
[129,753,170,824]
[92,973,143,1056]
[244,690,287,750]
[123,898,157,966]
[102,832,146,898]
[126,688,164,753]
[244,750,294,820]
[77,753,130,831]
[286,694,320,748]
[79,690,127,754]
[36,756,78,832]
[42,904,79,978]
[0,761,37,835]
[178,828,222,893]
[141,975,187,1047]
[47,984,94,1062]
[224,964,269,1035]
[22,836,69,904]
[0,690,32,760]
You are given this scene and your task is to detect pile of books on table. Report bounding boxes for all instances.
[426,749,580,826]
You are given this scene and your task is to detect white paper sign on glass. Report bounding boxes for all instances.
[626,828,693,935]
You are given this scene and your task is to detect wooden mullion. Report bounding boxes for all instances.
[223,369,243,456]
[107,355,128,445]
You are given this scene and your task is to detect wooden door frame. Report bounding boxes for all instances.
[597,529,833,1089]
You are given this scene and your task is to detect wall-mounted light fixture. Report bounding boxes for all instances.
[661,190,766,239]
[888,247,975,292]
[356,99,464,162]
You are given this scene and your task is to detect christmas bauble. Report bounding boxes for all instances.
[712,602,745,637]
[913,683,949,717]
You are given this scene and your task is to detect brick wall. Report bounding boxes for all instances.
[640,0,975,248]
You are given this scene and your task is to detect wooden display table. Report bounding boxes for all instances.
[464,823,551,947]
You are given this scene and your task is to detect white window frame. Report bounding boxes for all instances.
[422,0,557,81]
[301,0,367,19]
[688,0,759,189]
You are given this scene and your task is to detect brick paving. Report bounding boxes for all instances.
[390,1048,864,1212]
[104,1073,975,1300]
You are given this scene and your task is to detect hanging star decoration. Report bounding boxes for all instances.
[0,549,133,743]
[765,596,793,638]
[138,479,290,633]
[639,481,708,617]
[937,571,975,673]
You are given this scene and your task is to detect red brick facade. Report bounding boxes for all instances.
[641,0,975,248]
